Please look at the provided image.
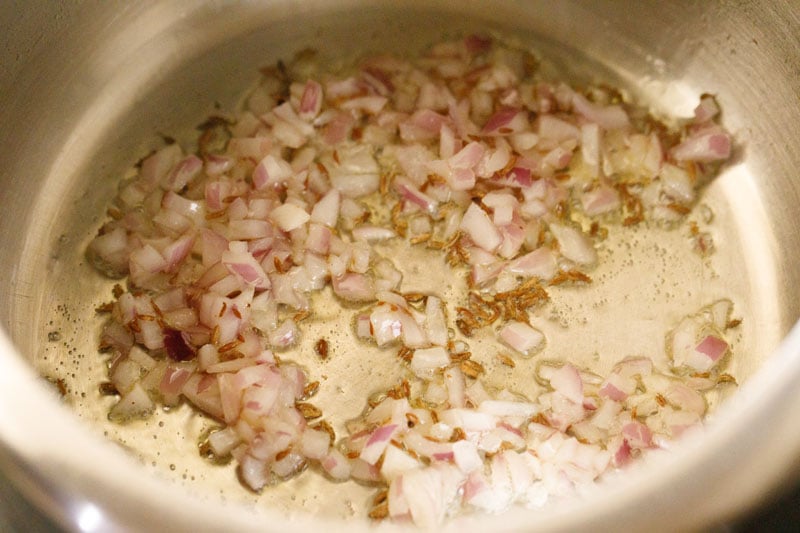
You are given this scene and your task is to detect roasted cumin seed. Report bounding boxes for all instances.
[315,338,329,359]
[296,402,322,420]
[497,353,516,368]
[460,359,485,378]
[303,380,320,399]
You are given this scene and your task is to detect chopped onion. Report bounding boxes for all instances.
[548,222,597,266]
[545,364,584,405]
[269,203,310,232]
[310,189,340,228]
[87,36,736,528]
[571,92,630,130]
[671,127,731,163]
[410,347,450,379]
[208,426,241,456]
[360,424,400,465]
[298,79,323,120]
[110,383,155,420]
[505,247,557,280]
[695,335,728,363]
[352,225,397,242]
[499,321,544,356]
[460,203,502,252]
[321,449,352,480]
[253,154,293,189]
[332,272,375,302]
[395,177,438,214]
[424,296,448,347]
[325,145,381,197]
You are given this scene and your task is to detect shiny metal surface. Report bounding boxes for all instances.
[0,1,799,531]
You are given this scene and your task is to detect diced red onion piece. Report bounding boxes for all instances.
[547,364,584,404]
[162,234,196,271]
[228,137,272,160]
[139,144,182,190]
[671,127,731,163]
[541,145,573,171]
[332,272,375,302]
[580,123,601,175]
[572,93,630,130]
[381,444,421,481]
[665,383,707,415]
[88,227,130,278]
[478,400,538,418]
[217,373,242,424]
[614,356,654,379]
[165,154,202,192]
[240,454,270,491]
[110,383,155,420]
[369,305,403,345]
[400,109,450,142]
[322,111,355,145]
[424,296,448,346]
[693,95,720,123]
[326,145,381,197]
[395,177,438,214]
[340,95,388,114]
[622,421,654,449]
[298,79,323,120]
[659,164,695,204]
[449,141,485,169]
[352,225,396,242]
[272,451,306,479]
[253,155,293,189]
[208,427,241,456]
[613,439,632,467]
[269,203,310,232]
[222,242,269,288]
[447,166,476,190]
[695,335,728,363]
[321,449,352,480]
[205,154,233,176]
[310,189,340,228]
[498,321,544,356]
[643,132,664,176]
[581,185,620,216]
[460,203,502,252]
[549,222,597,265]
[599,377,628,402]
[130,244,168,275]
[505,247,557,280]
[160,366,192,398]
[360,424,399,465]
[439,408,498,432]
[538,115,580,142]
[482,107,527,135]
[110,358,142,395]
[300,428,331,460]
[410,346,450,379]
[443,366,466,409]
[269,319,299,348]
[439,124,457,159]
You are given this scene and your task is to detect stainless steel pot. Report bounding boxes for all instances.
[1,1,799,531]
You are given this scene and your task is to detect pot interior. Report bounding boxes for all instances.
[2,1,799,530]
